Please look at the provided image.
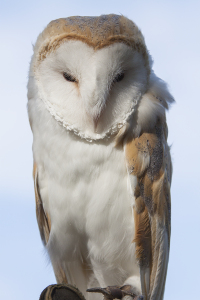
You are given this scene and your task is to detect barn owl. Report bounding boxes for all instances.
[27,14,173,300]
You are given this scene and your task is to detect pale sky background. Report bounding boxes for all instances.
[0,1,199,299]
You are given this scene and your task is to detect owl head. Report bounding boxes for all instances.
[28,14,172,141]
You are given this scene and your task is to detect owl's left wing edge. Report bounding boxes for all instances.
[33,162,51,246]
[33,163,69,284]
[125,121,171,300]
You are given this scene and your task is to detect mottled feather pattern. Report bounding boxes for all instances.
[33,15,150,75]
[125,118,171,300]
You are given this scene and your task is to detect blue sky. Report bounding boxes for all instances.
[0,1,199,299]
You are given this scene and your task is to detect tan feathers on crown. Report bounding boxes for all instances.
[33,14,150,75]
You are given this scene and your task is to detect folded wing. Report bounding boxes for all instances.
[33,163,68,283]
[125,118,172,300]
[33,163,51,245]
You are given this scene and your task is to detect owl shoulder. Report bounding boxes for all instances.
[136,72,174,137]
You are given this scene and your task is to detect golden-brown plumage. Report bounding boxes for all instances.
[33,15,150,76]
[125,118,171,299]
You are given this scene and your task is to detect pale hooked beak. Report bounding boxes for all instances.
[86,98,106,132]
[93,114,100,131]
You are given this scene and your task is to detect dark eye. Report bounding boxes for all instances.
[63,72,77,82]
[113,72,124,83]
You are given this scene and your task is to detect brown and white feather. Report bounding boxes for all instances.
[125,105,172,300]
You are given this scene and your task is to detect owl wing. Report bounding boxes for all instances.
[33,163,51,246]
[33,163,68,283]
[125,118,171,300]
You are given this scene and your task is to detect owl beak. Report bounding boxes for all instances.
[85,91,107,132]
[85,101,105,132]
[85,106,101,132]
[92,101,105,131]
[93,114,100,131]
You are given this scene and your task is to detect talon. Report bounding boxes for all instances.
[86,285,143,300]
[120,285,137,298]
[86,287,111,296]
[87,286,122,299]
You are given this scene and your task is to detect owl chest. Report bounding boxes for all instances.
[37,132,135,261]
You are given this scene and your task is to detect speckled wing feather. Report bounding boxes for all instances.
[33,163,68,284]
[125,118,171,300]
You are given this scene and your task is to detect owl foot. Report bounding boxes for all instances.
[39,284,86,300]
[86,285,143,300]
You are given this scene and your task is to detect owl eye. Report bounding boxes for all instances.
[113,72,124,83]
[63,72,77,83]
